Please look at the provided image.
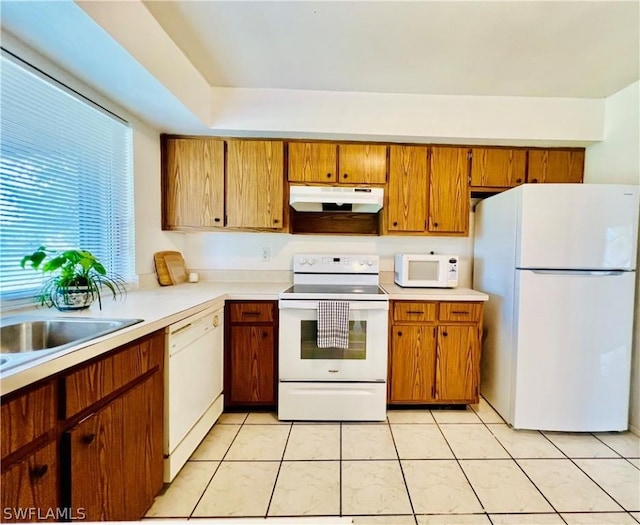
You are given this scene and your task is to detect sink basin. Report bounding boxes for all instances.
[0,317,143,370]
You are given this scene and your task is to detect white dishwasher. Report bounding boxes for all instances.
[164,304,224,482]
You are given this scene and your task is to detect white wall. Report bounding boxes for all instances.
[585,80,640,434]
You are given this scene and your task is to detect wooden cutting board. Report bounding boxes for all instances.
[154,251,186,285]
[164,253,188,284]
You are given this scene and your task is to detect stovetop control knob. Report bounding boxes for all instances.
[307,258,316,265]
[367,260,374,266]
[300,258,307,265]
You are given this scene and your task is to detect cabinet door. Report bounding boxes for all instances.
[338,144,387,184]
[387,146,428,232]
[527,149,585,183]
[435,325,480,402]
[163,138,225,229]
[229,325,275,404]
[389,325,436,403]
[470,148,527,189]
[288,142,337,183]
[1,441,58,522]
[67,374,162,521]
[428,147,469,234]
[226,140,284,229]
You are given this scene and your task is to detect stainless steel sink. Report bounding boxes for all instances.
[0,316,143,370]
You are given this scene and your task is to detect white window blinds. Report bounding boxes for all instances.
[0,52,135,304]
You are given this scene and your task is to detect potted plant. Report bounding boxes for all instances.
[20,246,126,311]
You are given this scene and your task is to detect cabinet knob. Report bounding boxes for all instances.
[434,222,439,227]
[442,331,448,337]
[273,219,280,224]
[326,173,332,178]
[393,222,398,227]
[262,331,268,338]
[531,178,538,183]
[516,178,522,183]
[81,433,96,445]
[214,217,221,223]
[343,173,348,179]
[29,464,48,479]
[213,315,219,327]
[397,331,403,336]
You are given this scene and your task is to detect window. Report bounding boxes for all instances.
[0,51,135,305]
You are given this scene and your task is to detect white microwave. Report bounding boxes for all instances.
[394,254,459,288]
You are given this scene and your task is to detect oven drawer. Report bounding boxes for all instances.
[229,302,274,323]
[393,302,437,322]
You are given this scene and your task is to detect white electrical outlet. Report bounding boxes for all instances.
[261,247,270,262]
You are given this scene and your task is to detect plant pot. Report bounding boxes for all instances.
[52,286,95,311]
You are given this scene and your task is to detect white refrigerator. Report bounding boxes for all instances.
[473,184,639,432]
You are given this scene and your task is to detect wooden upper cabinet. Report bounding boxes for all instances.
[387,145,428,232]
[470,148,527,189]
[428,147,469,235]
[226,140,284,229]
[288,142,337,183]
[163,137,225,229]
[338,144,388,184]
[528,149,585,184]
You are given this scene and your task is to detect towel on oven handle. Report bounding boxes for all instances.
[317,300,350,349]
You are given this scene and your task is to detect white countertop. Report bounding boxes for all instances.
[0,281,288,396]
[1,280,487,396]
[381,284,489,301]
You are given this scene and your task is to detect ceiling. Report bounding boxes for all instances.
[143,1,640,99]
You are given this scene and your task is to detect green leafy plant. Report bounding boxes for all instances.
[20,246,126,310]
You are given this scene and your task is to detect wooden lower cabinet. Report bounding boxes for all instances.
[225,301,277,407]
[1,441,58,522]
[0,331,164,523]
[65,373,162,521]
[388,301,483,405]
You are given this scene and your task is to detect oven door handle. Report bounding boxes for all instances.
[278,300,389,311]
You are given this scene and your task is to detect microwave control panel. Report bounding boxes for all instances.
[448,257,459,286]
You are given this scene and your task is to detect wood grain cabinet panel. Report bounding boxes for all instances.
[226,140,284,229]
[470,147,527,189]
[435,325,480,402]
[163,137,225,229]
[387,146,428,232]
[388,300,483,405]
[229,326,275,404]
[66,373,162,521]
[390,325,437,403]
[528,149,585,184]
[392,301,437,323]
[63,333,163,419]
[288,142,337,183]
[1,382,55,460]
[338,144,388,184]
[1,441,58,522]
[225,301,277,407]
[428,147,469,235]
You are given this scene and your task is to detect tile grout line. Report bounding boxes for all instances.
[386,415,418,523]
[474,406,568,523]
[263,421,294,519]
[187,414,245,519]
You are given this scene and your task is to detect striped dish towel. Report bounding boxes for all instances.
[317,300,350,349]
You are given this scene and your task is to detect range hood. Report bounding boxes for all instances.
[289,185,384,213]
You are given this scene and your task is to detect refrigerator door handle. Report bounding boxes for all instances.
[528,269,627,276]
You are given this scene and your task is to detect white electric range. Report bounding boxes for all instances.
[278,254,389,421]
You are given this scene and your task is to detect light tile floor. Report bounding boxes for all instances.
[146,399,640,524]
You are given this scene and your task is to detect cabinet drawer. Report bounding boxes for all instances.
[438,302,483,322]
[229,302,274,323]
[1,382,56,460]
[392,302,437,322]
[63,332,164,419]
